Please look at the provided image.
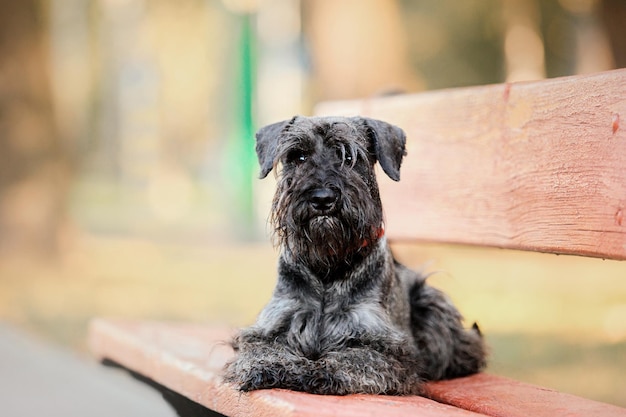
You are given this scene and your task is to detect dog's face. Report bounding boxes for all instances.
[256,116,406,275]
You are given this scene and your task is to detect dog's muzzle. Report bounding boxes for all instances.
[309,187,339,213]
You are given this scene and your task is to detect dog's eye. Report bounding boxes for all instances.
[287,150,307,165]
[337,147,355,166]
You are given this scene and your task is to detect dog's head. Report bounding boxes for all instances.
[255,115,406,275]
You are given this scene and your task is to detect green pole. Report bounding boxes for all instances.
[241,12,255,202]
[232,12,256,238]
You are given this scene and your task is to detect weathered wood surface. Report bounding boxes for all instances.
[89,319,487,417]
[425,373,626,417]
[88,319,626,417]
[316,69,626,260]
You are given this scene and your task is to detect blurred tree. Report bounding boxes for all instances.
[503,0,545,82]
[400,0,504,90]
[304,0,422,100]
[0,0,70,257]
[600,0,626,68]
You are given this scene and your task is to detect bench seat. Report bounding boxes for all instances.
[88,318,626,417]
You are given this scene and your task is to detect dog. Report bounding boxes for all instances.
[223,115,486,395]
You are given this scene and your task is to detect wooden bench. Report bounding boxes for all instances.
[89,68,626,417]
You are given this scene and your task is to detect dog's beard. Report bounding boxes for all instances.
[273,197,383,277]
[304,215,351,266]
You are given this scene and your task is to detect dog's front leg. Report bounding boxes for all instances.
[224,335,311,392]
[301,343,422,395]
[223,295,310,392]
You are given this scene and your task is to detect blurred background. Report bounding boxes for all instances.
[1,0,625,410]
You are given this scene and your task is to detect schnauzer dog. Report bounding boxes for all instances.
[224,116,486,395]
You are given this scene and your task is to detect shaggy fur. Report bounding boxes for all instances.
[223,116,486,395]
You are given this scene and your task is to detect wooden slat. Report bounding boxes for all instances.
[424,373,626,417]
[315,69,626,260]
[88,319,626,417]
[88,319,487,417]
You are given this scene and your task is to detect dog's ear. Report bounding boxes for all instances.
[358,117,407,181]
[256,116,297,178]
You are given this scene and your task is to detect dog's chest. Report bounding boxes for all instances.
[289,282,387,359]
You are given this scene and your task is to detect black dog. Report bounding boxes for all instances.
[224,116,486,395]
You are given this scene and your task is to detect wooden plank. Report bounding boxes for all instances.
[315,69,626,260]
[88,318,487,417]
[88,319,626,417]
[424,373,626,417]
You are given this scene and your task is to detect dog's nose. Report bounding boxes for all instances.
[310,188,338,212]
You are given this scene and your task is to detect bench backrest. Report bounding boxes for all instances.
[315,69,626,261]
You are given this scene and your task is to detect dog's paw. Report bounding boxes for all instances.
[224,359,283,392]
[300,368,349,395]
[238,369,283,392]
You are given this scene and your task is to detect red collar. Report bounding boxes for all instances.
[362,224,385,248]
